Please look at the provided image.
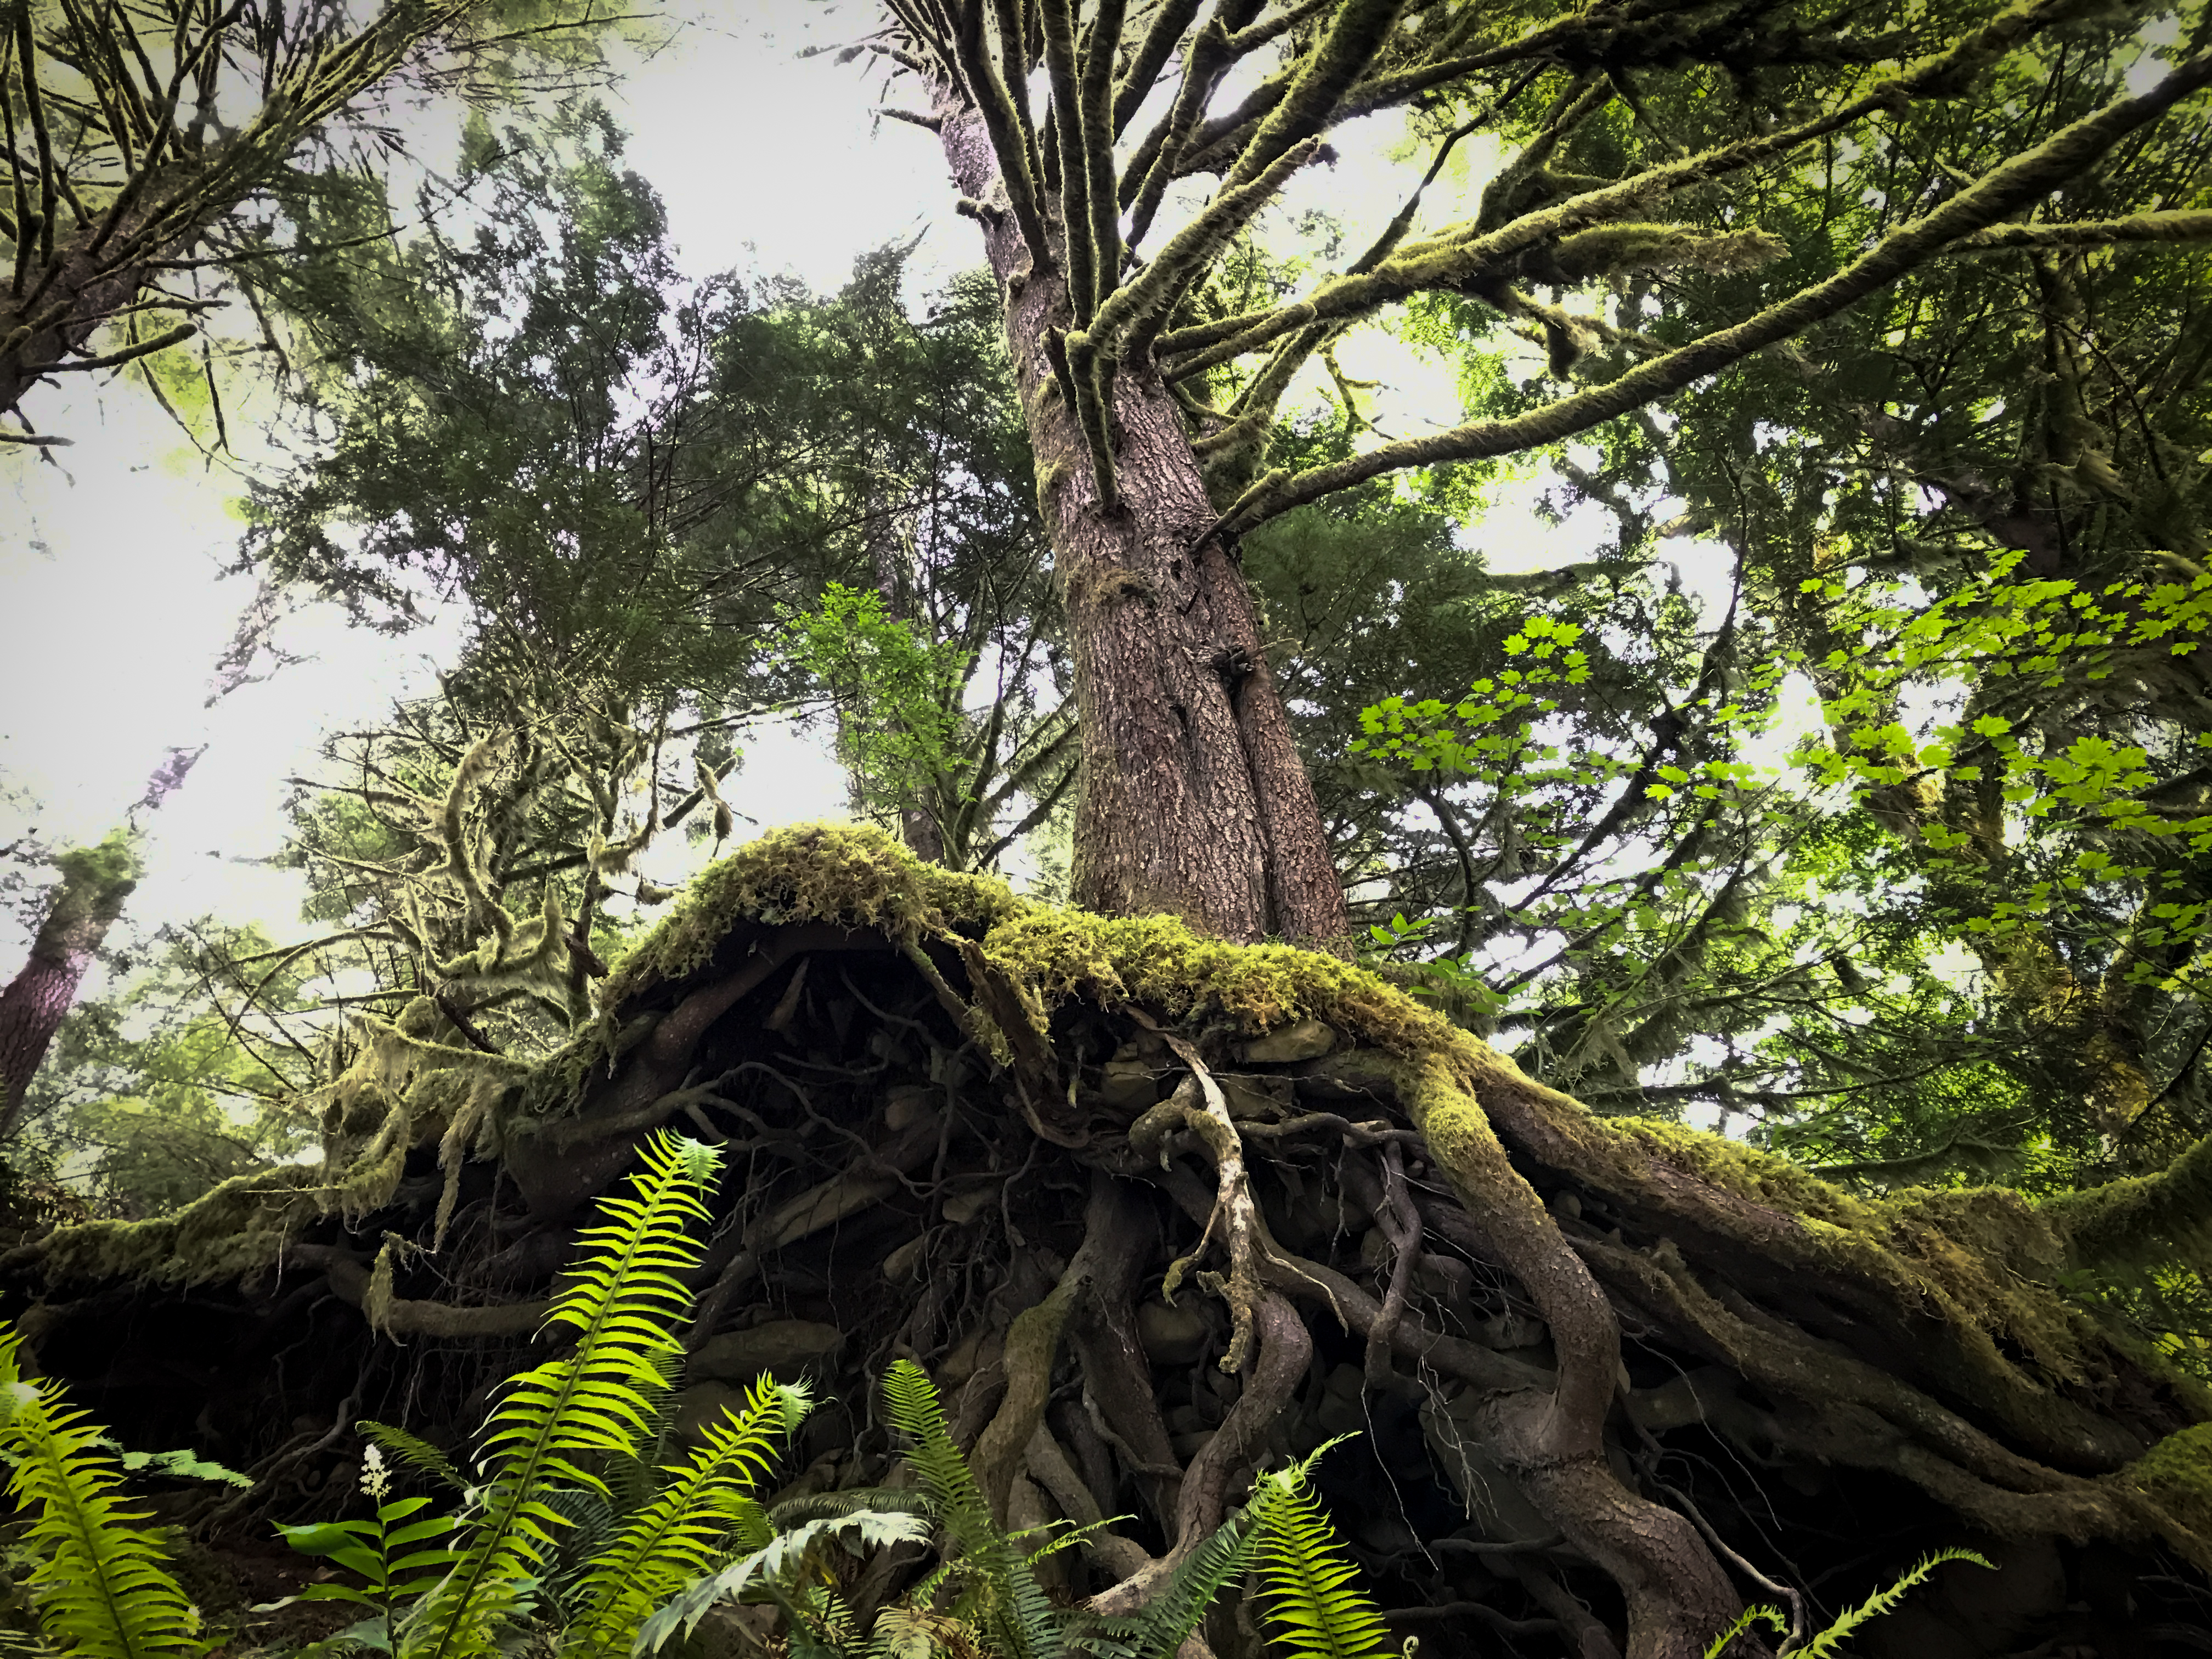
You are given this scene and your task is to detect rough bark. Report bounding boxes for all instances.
[0,836,140,1139]
[931,84,1349,951]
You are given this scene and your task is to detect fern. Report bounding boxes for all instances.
[357,1423,469,1496]
[1701,1605,1784,1659]
[769,1489,936,1528]
[0,1329,204,1659]
[1248,1446,1392,1659]
[401,1129,723,1659]
[558,1376,811,1659]
[633,1509,934,1654]
[879,1361,1063,1659]
[1086,1503,1263,1659]
[1792,1549,1991,1657]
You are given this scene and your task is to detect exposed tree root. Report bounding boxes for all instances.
[5,826,2209,1659]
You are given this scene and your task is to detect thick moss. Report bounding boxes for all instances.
[597,822,1024,1011]
[17,822,2203,1425]
[2044,1130,2212,1278]
[26,1166,323,1287]
[2125,1424,2212,1544]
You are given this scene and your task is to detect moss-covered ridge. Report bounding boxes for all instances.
[12,822,2212,1552]
[597,828,2205,1395]
[595,822,1440,1048]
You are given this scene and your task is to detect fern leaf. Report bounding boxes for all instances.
[1701,1605,1784,1659]
[768,1489,935,1528]
[359,1423,469,1495]
[0,1328,204,1659]
[1111,1503,1261,1659]
[1797,1550,1991,1658]
[879,1362,1060,1659]
[558,1375,809,1659]
[633,1511,933,1656]
[879,1364,993,1555]
[402,1130,723,1659]
[1249,1455,1392,1659]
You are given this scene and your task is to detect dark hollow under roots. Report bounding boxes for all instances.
[8,930,2211,1659]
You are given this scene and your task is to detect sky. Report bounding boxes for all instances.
[0,0,1768,988]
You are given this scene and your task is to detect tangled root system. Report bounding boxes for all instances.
[9,826,2211,1659]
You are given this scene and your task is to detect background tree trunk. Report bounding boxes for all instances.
[932,90,1348,951]
[0,833,139,1139]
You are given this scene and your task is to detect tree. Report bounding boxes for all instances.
[13,16,2212,1659]
[0,577,297,1139]
[1317,4,2212,1245]
[837,0,2212,950]
[0,0,638,443]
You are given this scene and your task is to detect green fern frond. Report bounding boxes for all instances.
[1796,1550,1991,1658]
[403,1130,723,1659]
[769,1489,935,1528]
[1249,1449,1392,1659]
[879,1363,992,1552]
[1701,1604,1784,1659]
[634,1510,934,1655]
[1104,1500,1261,1659]
[878,1362,1060,1659]
[558,1375,809,1659]
[358,1423,469,1495]
[0,1328,204,1659]
[865,1599,973,1659]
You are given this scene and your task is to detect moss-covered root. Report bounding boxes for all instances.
[973,1215,1102,1525]
[2123,1424,2212,1573]
[1089,1293,1310,1621]
[2043,1126,2212,1283]
[1399,1049,1744,1659]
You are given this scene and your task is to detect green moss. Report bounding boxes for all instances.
[2124,1423,2212,1542]
[1606,1118,1879,1230]
[2042,1131,2212,1278]
[597,822,1023,1011]
[975,907,1441,1043]
[30,1167,322,1287]
[16,815,2201,1438]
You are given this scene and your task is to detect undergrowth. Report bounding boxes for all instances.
[0,1128,1993,1659]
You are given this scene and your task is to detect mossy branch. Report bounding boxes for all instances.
[1040,0,1097,322]
[950,0,1056,273]
[1120,18,1234,255]
[2043,1128,2212,1278]
[989,0,1046,199]
[1950,210,2212,251]
[1109,0,1206,137]
[1078,0,1125,296]
[1218,44,2212,534]
[1091,135,1320,362]
[1164,0,2097,380]
[1063,326,1121,508]
[1218,0,1402,193]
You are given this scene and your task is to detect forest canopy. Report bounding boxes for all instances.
[5,1,2212,1657]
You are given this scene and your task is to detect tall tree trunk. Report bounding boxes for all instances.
[0,833,139,1139]
[933,94,1348,950]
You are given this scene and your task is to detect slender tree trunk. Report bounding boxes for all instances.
[933,94,1348,949]
[0,580,295,1136]
[0,834,139,1139]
